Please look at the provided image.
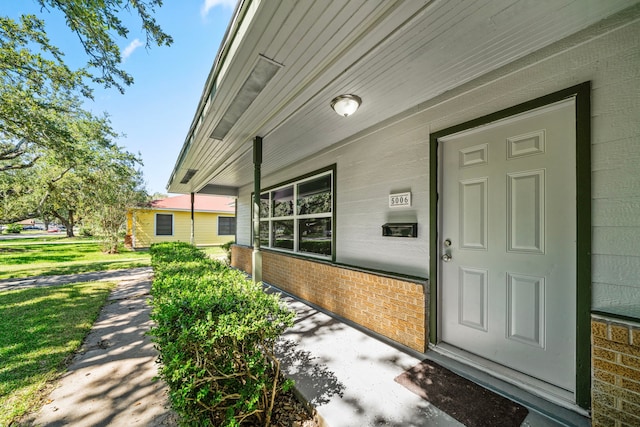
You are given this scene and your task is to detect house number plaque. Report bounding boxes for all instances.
[389,192,411,208]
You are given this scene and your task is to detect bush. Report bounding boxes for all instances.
[4,224,22,234]
[220,240,234,265]
[149,242,295,426]
[150,242,208,266]
[79,227,94,237]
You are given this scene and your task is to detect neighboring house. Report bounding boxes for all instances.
[125,194,235,249]
[167,1,640,423]
[16,219,45,230]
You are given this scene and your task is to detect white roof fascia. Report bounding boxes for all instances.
[167,0,260,189]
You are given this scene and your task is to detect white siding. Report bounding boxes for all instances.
[236,196,252,245]
[237,15,640,314]
[238,115,430,277]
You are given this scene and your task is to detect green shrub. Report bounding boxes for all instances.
[79,227,94,237]
[220,241,234,265]
[150,242,207,266]
[4,224,22,234]
[149,242,294,426]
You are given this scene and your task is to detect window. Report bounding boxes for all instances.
[256,169,333,258]
[218,217,236,235]
[156,213,173,236]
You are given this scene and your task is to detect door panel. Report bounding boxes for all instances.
[459,178,488,250]
[459,267,488,331]
[506,273,545,348]
[507,169,545,253]
[439,99,576,393]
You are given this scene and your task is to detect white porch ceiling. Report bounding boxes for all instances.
[167,0,638,195]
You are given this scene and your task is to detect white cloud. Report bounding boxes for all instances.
[201,0,237,18]
[122,39,144,60]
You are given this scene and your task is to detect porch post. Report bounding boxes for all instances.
[252,136,263,283]
[190,192,195,245]
[132,211,136,249]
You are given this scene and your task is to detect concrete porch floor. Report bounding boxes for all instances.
[272,285,591,427]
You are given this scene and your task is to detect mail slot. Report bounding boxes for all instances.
[381,223,418,238]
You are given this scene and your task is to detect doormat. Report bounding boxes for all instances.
[394,360,529,427]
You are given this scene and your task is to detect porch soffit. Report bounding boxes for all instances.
[167,0,638,195]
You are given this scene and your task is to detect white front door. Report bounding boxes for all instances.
[439,99,577,395]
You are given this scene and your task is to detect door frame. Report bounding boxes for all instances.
[428,82,592,409]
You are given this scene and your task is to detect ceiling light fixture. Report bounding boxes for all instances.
[331,94,362,117]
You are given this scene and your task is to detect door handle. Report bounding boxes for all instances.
[441,253,452,262]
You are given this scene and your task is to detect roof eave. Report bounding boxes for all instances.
[167,0,255,192]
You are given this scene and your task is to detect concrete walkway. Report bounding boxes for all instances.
[0,267,152,293]
[16,268,177,426]
[5,269,587,426]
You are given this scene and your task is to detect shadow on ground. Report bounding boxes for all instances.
[21,272,177,427]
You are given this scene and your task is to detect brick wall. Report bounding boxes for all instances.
[591,316,640,427]
[232,244,253,274]
[231,245,427,352]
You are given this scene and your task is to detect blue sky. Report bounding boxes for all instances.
[3,0,237,196]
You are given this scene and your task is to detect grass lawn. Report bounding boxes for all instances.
[200,245,227,259]
[0,238,151,280]
[0,281,117,425]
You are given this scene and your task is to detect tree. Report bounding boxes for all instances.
[0,108,144,245]
[1,1,172,170]
[1,1,171,240]
[2,135,147,248]
[4,1,172,95]
[148,192,168,201]
[0,105,120,223]
[87,162,147,253]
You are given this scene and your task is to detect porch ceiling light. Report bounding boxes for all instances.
[331,94,361,117]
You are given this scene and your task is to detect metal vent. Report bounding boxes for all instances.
[180,169,198,184]
[210,55,281,140]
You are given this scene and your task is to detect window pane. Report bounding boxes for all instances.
[272,186,294,217]
[218,217,236,235]
[259,221,269,247]
[297,174,331,215]
[299,218,331,255]
[272,220,294,250]
[156,214,172,236]
[260,193,270,218]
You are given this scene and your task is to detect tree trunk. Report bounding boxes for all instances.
[54,211,76,237]
[64,212,75,237]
